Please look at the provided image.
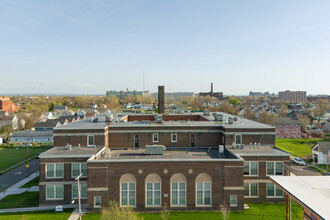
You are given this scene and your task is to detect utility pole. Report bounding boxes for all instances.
[327,149,329,176]
[75,173,83,220]
[27,138,30,177]
[284,164,291,220]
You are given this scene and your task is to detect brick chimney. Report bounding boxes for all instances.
[158,86,165,114]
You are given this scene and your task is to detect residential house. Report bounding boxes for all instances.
[311,142,330,164]
[0,114,18,130]
[271,118,301,139]
[11,131,53,144]
[40,112,55,122]
[34,120,61,132]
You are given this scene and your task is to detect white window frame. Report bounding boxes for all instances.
[71,163,87,178]
[153,133,159,143]
[266,183,284,198]
[171,133,177,143]
[266,162,283,176]
[235,134,242,145]
[296,125,298,130]
[285,125,288,130]
[46,184,64,200]
[243,161,258,176]
[171,182,186,207]
[230,194,237,207]
[120,182,136,207]
[196,182,212,206]
[72,183,87,199]
[46,163,64,179]
[87,135,95,146]
[94,196,101,208]
[244,183,258,198]
[146,182,162,207]
[290,125,293,130]
[280,125,282,130]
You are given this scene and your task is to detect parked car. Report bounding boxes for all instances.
[293,157,306,166]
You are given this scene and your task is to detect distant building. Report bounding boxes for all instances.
[307,95,330,103]
[312,142,330,165]
[0,114,18,130]
[199,83,223,100]
[249,91,273,97]
[106,90,150,99]
[278,90,307,103]
[0,96,19,113]
[11,131,53,144]
[54,105,67,111]
[152,92,194,101]
[272,118,301,139]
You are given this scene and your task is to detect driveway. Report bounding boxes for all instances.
[0,159,39,190]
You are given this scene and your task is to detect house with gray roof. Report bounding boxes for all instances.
[34,120,61,132]
[272,118,301,139]
[0,114,18,130]
[10,131,53,144]
[312,142,330,164]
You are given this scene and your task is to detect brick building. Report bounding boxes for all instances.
[0,96,19,113]
[278,90,307,103]
[39,111,289,212]
[272,118,302,139]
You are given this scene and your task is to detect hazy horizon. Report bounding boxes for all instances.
[1,1,330,95]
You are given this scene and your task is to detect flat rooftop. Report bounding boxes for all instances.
[39,146,103,159]
[270,176,330,220]
[55,112,274,130]
[94,147,241,162]
[231,146,290,157]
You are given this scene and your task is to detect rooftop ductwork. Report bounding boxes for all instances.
[145,145,166,155]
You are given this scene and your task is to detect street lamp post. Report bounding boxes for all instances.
[75,173,83,220]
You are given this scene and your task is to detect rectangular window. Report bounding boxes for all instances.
[94,196,101,208]
[72,183,87,199]
[72,163,87,178]
[285,125,288,130]
[46,164,63,178]
[235,134,242,145]
[280,125,282,130]
[171,133,177,143]
[196,182,211,206]
[87,135,94,146]
[296,125,298,130]
[46,185,63,200]
[267,162,283,175]
[153,134,159,143]
[146,182,161,206]
[121,183,136,206]
[230,195,237,207]
[290,125,293,130]
[171,182,186,206]
[244,183,258,197]
[266,183,283,197]
[297,132,300,137]
[244,162,258,176]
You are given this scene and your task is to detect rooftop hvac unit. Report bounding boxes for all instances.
[145,145,166,155]
[234,117,238,121]
[154,115,163,123]
[228,117,233,124]
[213,113,223,122]
[204,109,210,116]
[218,145,224,153]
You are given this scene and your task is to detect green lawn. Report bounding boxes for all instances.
[20,176,39,188]
[317,164,330,172]
[0,192,39,209]
[0,209,74,220]
[83,203,304,220]
[275,139,327,157]
[0,147,49,172]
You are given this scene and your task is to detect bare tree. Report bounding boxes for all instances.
[312,99,329,122]
[219,203,231,220]
[297,113,311,132]
[101,201,143,220]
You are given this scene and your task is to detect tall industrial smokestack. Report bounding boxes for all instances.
[158,85,165,114]
[211,82,214,96]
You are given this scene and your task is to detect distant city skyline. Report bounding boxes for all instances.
[1,1,330,95]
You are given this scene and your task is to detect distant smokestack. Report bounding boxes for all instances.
[158,86,165,114]
[211,83,214,96]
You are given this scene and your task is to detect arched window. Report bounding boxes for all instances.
[145,173,161,206]
[195,173,212,206]
[120,174,136,206]
[170,173,186,206]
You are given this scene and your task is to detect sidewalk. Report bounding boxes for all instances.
[0,171,39,200]
[68,206,87,220]
[0,204,77,213]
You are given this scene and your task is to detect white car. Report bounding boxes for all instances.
[293,157,306,166]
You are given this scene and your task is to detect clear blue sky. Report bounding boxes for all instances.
[1,0,329,95]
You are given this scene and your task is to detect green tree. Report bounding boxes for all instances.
[49,103,55,112]
[229,97,240,106]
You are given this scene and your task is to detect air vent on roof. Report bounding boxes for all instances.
[228,117,233,124]
[213,113,223,122]
[204,109,210,116]
[145,145,166,155]
[154,115,163,123]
